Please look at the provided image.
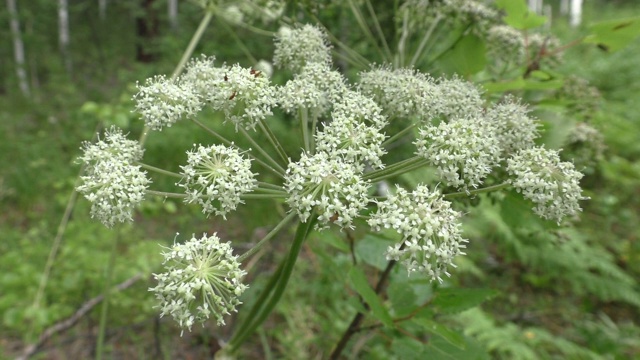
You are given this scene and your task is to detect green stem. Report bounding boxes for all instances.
[219,17,258,64]
[299,108,311,153]
[146,190,188,199]
[139,10,214,146]
[258,118,289,166]
[443,182,511,199]
[229,217,316,352]
[96,230,120,360]
[410,15,441,67]
[347,0,388,62]
[364,156,426,181]
[191,118,284,179]
[364,0,393,61]
[258,181,285,191]
[138,163,182,178]
[240,127,286,175]
[238,212,297,262]
[381,122,416,148]
[241,193,287,200]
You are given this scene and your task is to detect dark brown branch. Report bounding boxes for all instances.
[17,274,144,360]
[329,260,396,359]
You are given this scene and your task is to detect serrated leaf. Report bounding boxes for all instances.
[431,288,498,314]
[495,0,546,30]
[355,234,391,270]
[412,318,466,350]
[584,17,640,52]
[348,267,394,327]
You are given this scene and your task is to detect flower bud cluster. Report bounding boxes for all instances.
[219,0,284,25]
[557,76,602,120]
[77,127,150,228]
[527,33,563,68]
[507,147,587,223]
[486,25,525,66]
[284,152,370,229]
[278,62,346,118]
[134,56,277,131]
[486,96,539,156]
[564,122,606,167]
[368,185,467,282]
[133,75,203,131]
[400,0,498,35]
[415,116,501,190]
[315,90,388,171]
[149,233,248,332]
[433,76,484,121]
[273,25,332,73]
[179,144,257,218]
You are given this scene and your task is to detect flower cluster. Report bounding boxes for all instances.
[219,0,284,25]
[415,116,501,190]
[557,76,602,120]
[564,122,606,168]
[507,147,587,223]
[368,185,467,282]
[527,33,563,68]
[284,152,370,229]
[149,233,248,332]
[433,76,484,120]
[400,0,498,35]
[278,62,345,118]
[133,75,203,130]
[315,90,388,171]
[359,66,438,120]
[486,25,525,66]
[179,144,257,218]
[273,25,332,73]
[134,57,278,132]
[486,96,539,156]
[77,127,150,228]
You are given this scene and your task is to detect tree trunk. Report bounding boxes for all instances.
[58,0,72,73]
[168,0,178,31]
[570,0,583,27]
[99,0,108,20]
[6,0,30,96]
[136,0,159,63]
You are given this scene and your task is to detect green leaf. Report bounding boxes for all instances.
[316,231,350,252]
[438,34,486,76]
[426,335,491,360]
[431,288,498,314]
[495,0,547,29]
[355,234,391,270]
[412,318,466,350]
[584,17,640,52]
[348,267,394,327]
[388,280,418,317]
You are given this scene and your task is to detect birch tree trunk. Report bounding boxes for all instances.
[6,0,30,96]
[99,0,108,21]
[168,0,178,30]
[570,0,583,27]
[58,0,72,73]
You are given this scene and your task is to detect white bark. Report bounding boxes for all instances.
[99,0,108,20]
[168,0,178,30]
[570,0,583,27]
[58,0,72,73]
[543,5,552,30]
[6,0,30,96]
[560,0,570,15]
[528,0,542,14]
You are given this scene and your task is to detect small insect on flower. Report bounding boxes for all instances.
[250,68,262,78]
[229,91,237,100]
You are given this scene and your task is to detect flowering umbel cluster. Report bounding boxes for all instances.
[76,127,150,228]
[368,185,467,283]
[149,233,248,332]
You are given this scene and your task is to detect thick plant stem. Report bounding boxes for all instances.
[329,260,397,359]
[444,182,511,199]
[228,218,316,352]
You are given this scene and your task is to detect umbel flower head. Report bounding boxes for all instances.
[507,146,588,224]
[149,233,248,332]
[486,96,539,156]
[433,76,484,121]
[273,24,332,73]
[368,185,467,283]
[284,152,371,229]
[415,116,501,191]
[179,144,257,218]
[77,127,150,228]
[486,25,525,66]
[133,75,203,131]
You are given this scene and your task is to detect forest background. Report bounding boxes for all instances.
[1,0,640,359]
